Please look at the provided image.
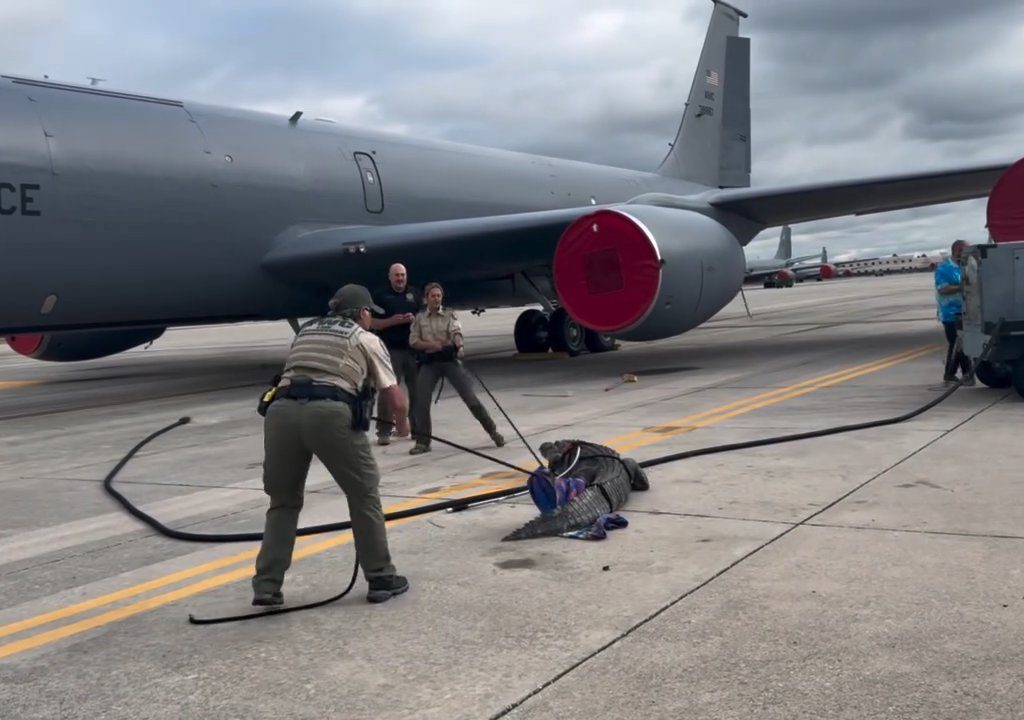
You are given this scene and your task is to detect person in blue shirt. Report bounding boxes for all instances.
[934,239,973,384]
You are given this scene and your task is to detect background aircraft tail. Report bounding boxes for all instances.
[656,0,750,188]
[774,225,792,260]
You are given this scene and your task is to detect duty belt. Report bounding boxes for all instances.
[278,383,357,403]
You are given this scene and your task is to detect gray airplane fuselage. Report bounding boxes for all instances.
[0,77,706,335]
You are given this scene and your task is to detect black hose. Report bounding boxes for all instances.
[102,367,974,624]
[187,551,360,625]
[640,379,962,468]
[102,418,531,544]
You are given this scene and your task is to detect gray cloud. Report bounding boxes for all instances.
[3,0,1023,263]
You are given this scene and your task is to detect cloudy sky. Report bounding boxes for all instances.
[3,0,1022,261]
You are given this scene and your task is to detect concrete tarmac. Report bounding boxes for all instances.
[1,274,1021,719]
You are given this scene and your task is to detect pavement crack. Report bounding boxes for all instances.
[489,385,1006,719]
[802,522,1024,542]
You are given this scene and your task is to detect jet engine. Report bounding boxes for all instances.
[5,327,165,362]
[552,206,745,342]
[818,263,837,280]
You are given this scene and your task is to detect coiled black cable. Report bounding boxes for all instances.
[102,416,533,544]
[103,351,980,624]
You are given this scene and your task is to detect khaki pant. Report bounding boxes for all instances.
[252,398,396,596]
[412,360,497,447]
[375,347,418,437]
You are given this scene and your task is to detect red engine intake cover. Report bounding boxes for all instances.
[5,334,45,357]
[776,268,795,281]
[987,157,1024,242]
[819,263,837,279]
[552,209,662,333]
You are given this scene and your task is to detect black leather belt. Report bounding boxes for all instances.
[278,383,357,403]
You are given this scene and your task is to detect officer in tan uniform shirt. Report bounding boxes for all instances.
[252,284,410,605]
[408,282,505,455]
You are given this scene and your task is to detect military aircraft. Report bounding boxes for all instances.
[0,0,1013,361]
[743,225,822,287]
[790,247,837,283]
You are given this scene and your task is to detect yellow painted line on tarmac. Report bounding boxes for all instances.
[0,478,512,644]
[0,480,528,661]
[613,344,939,454]
[0,344,939,660]
[601,345,934,449]
[0,380,40,390]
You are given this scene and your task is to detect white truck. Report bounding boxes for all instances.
[960,240,1024,398]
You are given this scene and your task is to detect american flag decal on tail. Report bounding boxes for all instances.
[705,69,719,86]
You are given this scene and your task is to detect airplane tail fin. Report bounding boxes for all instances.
[656,1,750,188]
[774,225,792,260]
[821,246,828,263]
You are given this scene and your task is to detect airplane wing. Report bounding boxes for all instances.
[262,206,601,286]
[785,252,821,266]
[705,162,1012,227]
[743,267,784,281]
[264,160,1014,290]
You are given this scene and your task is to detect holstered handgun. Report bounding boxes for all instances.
[257,374,282,417]
[352,383,376,432]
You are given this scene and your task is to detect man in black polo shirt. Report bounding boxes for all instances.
[370,263,421,445]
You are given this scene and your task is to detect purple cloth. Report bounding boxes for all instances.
[527,469,587,513]
[560,513,629,541]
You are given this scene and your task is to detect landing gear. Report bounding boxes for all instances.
[584,329,616,353]
[514,309,550,354]
[512,307,616,357]
[548,307,585,356]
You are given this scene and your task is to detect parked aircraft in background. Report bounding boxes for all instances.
[0,0,1013,361]
[789,247,837,284]
[743,225,819,284]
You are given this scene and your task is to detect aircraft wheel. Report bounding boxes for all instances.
[548,307,585,356]
[975,360,1012,389]
[1010,361,1024,399]
[584,328,616,353]
[514,309,549,354]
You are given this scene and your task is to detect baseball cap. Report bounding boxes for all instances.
[328,284,384,314]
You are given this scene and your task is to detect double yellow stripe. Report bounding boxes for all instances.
[613,344,938,454]
[0,344,938,660]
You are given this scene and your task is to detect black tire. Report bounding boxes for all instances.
[584,329,616,353]
[548,307,585,356]
[1011,361,1024,399]
[513,309,549,354]
[975,360,1013,389]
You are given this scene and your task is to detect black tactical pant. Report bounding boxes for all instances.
[943,321,970,380]
[375,348,418,438]
[412,360,497,447]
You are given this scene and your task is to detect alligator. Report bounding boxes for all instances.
[502,439,650,541]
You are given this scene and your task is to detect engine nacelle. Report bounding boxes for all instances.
[552,206,745,342]
[5,327,165,362]
[819,263,837,280]
[775,268,795,282]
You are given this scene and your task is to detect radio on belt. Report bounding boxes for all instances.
[960,240,1024,398]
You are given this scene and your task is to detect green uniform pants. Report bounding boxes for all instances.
[252,398,396,596]
[411,360,497,447]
